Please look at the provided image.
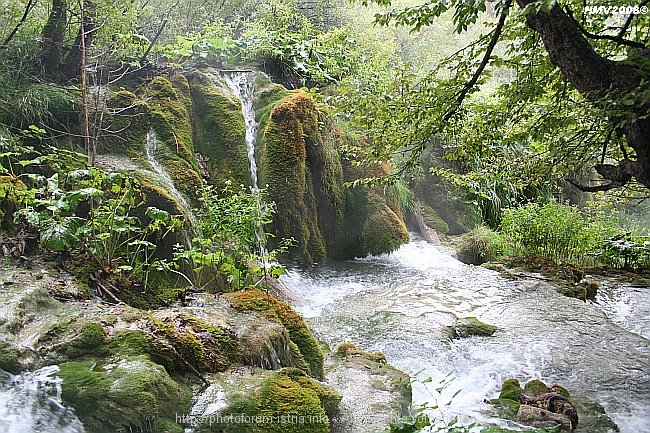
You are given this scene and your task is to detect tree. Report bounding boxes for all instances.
[354,0,650,191]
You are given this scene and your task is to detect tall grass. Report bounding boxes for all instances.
[500,201,619,266]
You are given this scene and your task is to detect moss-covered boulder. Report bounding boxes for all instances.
[189,72,250,188]
[453,317,498,338]
[258,88,408,264]
[259,90,328,265]
[58,357,192,433]
[193,368,340,433]
[225,288,324,380]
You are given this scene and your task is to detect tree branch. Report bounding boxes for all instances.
[2,0,37,48]
[565,5,646,50]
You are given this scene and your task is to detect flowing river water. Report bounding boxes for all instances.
[281,236,650,432]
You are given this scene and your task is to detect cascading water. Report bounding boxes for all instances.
[145,129,198,232]
[223,72,259,191]
[0,366,85,433]
[282,235,650,432]
[223,71,267,257]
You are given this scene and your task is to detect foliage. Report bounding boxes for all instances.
[500,201,619,265]
[15,155,181,284]
[596,233,650,270]
[458,226,509,263]
[159,182,291,291]
[154,21,236,66]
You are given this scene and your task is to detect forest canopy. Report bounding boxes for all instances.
[2,0,649,216]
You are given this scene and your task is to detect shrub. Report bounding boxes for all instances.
[457,226,508,264]
[500,202,618,265]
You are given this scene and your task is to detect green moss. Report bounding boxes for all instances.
[524,379,550,396]
[226,289,324,380]
[488,398,521,419]
[453,317,498,338]
[361,200,410,256]
[144,314,242,374]
[259,90,327,265]
[209,369,339,433]
[550,384,571,398]
[421,203,449,235]
[190,78,249,188]
[0,175,28,229]
[64,322,107,357]
[101,90,149,156]
[58,357,191,433]
[498,378,522,401]
[257,370,332,433]
[336,342,387,363]
[0,339,21,373]
[339,156,410,258]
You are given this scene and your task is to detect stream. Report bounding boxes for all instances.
[281,235,650,432]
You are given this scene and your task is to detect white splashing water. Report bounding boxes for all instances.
[0,366,85,433]
[145,129,198,231]
[223,72,259,190]
[282,236,650,432]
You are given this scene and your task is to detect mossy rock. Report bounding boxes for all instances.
[498,378,522,401]
[203,369,339,433]
[101,90,149,156]
[453,317,498,338]
[0,339,21,373]
[421,203,449,235]
[258,90,327,265]
[630,278,650,287]
[58,357,191,433]
[336,342,387,363]
[488,398,521,420]
[523,379,551,396]
[190,76,249,189]
[225,288,324,380]
[360,201,410,256]
[339,157,410,259]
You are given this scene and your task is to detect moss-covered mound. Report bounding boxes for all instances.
[225,288,324,380]
[340,159,410,258]
[258,88,408,263]
[259,90,328,265]
[202,368,340,433]
[189,73,250,188]
[453,317,498,338]
[58,357,192,433]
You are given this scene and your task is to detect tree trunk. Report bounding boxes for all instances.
[62,0,97,79]
[516,0,650,189]
[41,0,67,75]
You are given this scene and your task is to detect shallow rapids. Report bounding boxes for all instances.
[282,237,650,432]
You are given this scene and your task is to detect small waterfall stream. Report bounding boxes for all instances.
[223,72,259,191]
[145,129,198,230]
[0,366,85,433]
[282,236,650,432]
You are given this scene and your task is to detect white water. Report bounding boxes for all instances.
[145,129,198,230]
[0,366,85,433]
[223,72,259,190]
[282,236,650,432]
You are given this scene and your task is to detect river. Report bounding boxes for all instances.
[282,236,650,432]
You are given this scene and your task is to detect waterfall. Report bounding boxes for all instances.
[145,129,198,231]
[0,366,85,433]
[223,72,259,191]
[223,71,267,257]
